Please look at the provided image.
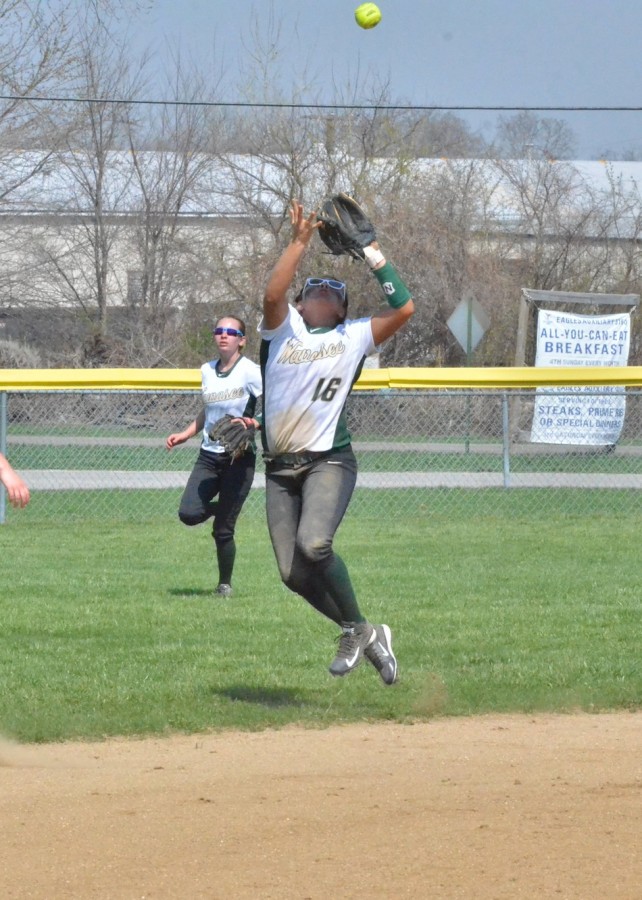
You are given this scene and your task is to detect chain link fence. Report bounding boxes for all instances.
[2,387,642,523]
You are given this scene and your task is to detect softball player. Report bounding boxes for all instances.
[166,316,262,597]
[260,200,414,683]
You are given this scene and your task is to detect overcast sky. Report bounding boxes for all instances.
[126,0,642,159]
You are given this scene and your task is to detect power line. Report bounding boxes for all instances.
[1,95,641,112]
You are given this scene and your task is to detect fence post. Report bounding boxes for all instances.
[502,392,511,489]
[0,391,7,523]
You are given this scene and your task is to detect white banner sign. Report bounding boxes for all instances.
[531,309,630,445]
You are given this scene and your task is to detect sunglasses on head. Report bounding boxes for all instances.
[213,327,244,337]
[303,277,346,301]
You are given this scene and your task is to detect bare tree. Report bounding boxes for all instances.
[0,2,86,312]
[120,61,228,365]
[0,0,145,191]
[391,111,486,159]
[23,19,148,364]
[491,158,611,289]
[493,111,577,161]
[0,0,151,364]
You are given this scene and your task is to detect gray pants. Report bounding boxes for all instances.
[265,447,358,623]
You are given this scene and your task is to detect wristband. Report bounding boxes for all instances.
[372,262,412,309]
[362,245,385,269]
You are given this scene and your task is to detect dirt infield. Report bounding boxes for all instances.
[2,712,641,899]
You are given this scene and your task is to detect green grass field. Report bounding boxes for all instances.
[1,496,640,743]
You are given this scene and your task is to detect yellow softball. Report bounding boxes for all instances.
[355,3,382,29]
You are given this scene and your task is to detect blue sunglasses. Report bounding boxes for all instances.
[303,277,346,301]
[213,327,244,337]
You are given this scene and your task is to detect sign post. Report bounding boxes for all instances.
[447,294,490,451]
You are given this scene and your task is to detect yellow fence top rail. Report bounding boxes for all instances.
[3,366,642,391]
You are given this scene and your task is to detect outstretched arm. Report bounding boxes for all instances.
[367,244,415,345]
[166,410,205,450]
[371,299,415,345]
[0,453,30,508]
[263,200,321,330]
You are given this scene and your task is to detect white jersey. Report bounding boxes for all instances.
[259,304,377,454]
[200,355,262,454]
